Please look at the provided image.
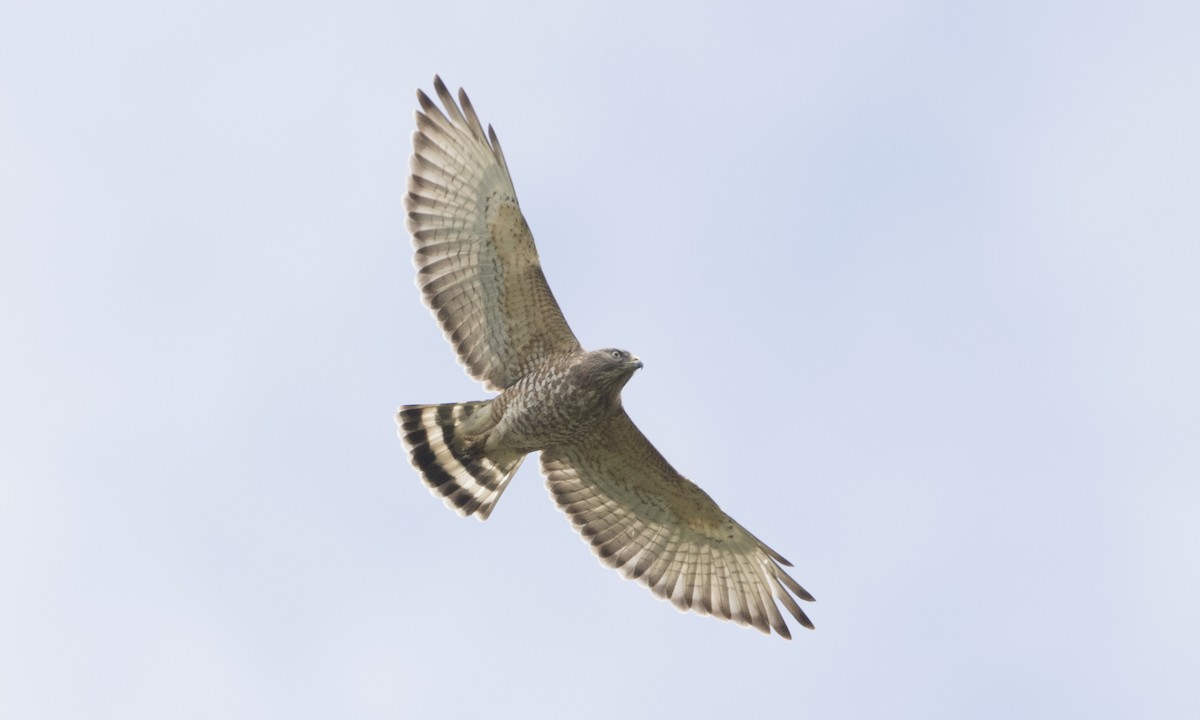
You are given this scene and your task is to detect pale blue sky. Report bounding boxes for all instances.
[3,1,1198,718]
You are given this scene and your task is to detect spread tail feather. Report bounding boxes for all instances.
[396,402,524,519]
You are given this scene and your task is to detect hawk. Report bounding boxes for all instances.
[396,76,815,638]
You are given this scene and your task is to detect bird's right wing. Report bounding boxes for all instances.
[539,410,814,638]
[406,76,581,391]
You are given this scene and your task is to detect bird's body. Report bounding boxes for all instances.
[397,77,815,638]
[488,349,639,451]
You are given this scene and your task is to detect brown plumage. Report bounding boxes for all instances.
[397,76,814,638]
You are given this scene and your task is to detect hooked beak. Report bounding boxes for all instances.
[630,356,644,370]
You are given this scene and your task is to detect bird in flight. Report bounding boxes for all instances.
[396,76,814,638]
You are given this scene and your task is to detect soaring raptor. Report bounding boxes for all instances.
[396,76,814,638]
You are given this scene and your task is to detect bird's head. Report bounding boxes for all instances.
[594,347,643,371]
[582,347,643,396]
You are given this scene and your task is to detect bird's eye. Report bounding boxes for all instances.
[610,349,623,360]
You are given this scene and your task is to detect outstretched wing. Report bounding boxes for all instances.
[540,411,814,638]
[405,76,581,391]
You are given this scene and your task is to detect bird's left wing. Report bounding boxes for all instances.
[406,76,581,391]
[539,411,814,638]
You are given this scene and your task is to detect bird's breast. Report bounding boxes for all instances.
[489,361,618,452]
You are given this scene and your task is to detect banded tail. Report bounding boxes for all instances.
[395,402,524,519]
